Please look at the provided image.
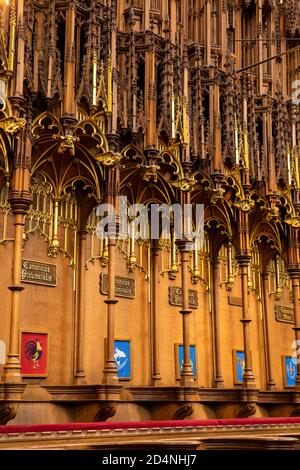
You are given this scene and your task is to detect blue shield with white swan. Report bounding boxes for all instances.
[114,340,131,379]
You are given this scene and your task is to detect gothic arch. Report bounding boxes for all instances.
[251,233,281,273]
[31,113,106,202]
[119,144,181,206]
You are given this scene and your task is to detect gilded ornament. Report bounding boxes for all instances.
[172,177,196,192]
[95,151,122,166]
[0,116,26,135]
[233,199,255,212]
[284,217,300,228]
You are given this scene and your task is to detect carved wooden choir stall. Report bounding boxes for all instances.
[0,0,300,426]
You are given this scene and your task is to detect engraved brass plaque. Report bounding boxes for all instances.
[100,273,135,299]
[168,286,198,309]
[275,305,294,324]
[21,259,57,287]
[228,296,243,307]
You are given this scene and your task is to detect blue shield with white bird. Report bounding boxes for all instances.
[114,341,130,379]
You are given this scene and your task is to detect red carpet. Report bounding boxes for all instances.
[1,416,300,434]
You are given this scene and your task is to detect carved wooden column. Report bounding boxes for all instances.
[182,40,190,160]
[74,228,87,384]
[212,78,223,175]
[143,0,150,31]
[109,0,118,134]
[291,104,299,188]
[145,44,157,150]
[2,0,30,384]
[235,5,242,69]
[176,187,195,387]
[219,0,227,68]
[177,241,195,386]
[151,240,161,385]
[63,3,76,117]
[46,2,55,100]
[265,97,276,195]
[236,212,255,388]
[102,166,119,385]
[211,256,224,388]
[169,0,176,44]
[237,252,256,388]
[241,75,250,186]
[288,267,300,390]
[261,272,276,390]
[2,125,31,383]
[7,0,16,82]
[205,0,212,65]
[287,226,300,389]
[292,273,300,390]
[2,200,29,383]
[256,1,263,94]
[102,236,119,384]
[33,11,43,94]
[14,0,25,98]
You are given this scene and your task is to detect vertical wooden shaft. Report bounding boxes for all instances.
[151,243,161,384]
[8,0,16,74]
[179,249,194,386]
[212,82,222,173]
[53,199,59,243]
[242,78,250,185]
[262,273,276,390]
[63,6,76,116]
[211,260,224,388]
[144,0,150,30]
[74,229,87,384]
[257,3,263,94]
[2,203,29,383]
[145,49,157,149]
[9,213,23,350]
[266,107,276,194]
[205,0,211,65]
[291,276,300,390]
[280,15,287,95]
[110,1,118,133]
[182,0,188,33]
[92,53,97,106]
[15,0,25,96]
[239,260,255,388]
[33,12,43,93]
[46,2,55,99]
[219,0,227,68]
[227,242,234,288]
[102,237,119,384]
[182,66,189,150]
[235,6,242,69]
[0,2,9,36]
[169,0,176,44]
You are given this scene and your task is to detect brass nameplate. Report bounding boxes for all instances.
[168,286,198,309]
[21,259,57,287]
[100,273,135,299]
[275,305,294,324]
[228,296,243,307]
